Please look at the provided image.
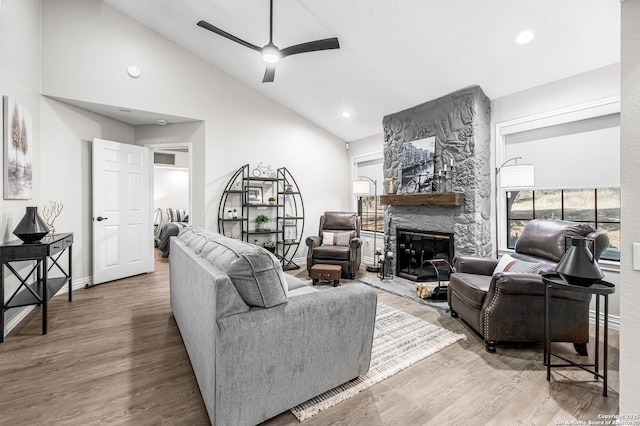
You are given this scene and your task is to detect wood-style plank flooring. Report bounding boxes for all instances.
[0,252,619,425]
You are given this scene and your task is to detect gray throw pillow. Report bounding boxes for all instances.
[187,230,288,308]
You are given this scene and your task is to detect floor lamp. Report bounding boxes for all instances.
[495,157,535,257]
[353,176,380,272]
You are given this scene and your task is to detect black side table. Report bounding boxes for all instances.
[0,233,73,342]
[542,273,615,397]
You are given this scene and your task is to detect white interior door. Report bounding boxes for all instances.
[92,138,153,284]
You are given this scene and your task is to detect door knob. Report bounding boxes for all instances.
[96,216,108,222]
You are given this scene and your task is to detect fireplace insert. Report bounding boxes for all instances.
[396,229,454,283]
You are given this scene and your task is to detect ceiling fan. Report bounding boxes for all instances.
[197,0,340,83]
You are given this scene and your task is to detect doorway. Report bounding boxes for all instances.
[148,143,193,257]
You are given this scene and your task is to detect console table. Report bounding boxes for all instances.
[542,273,615,396]
[1,233,73,343]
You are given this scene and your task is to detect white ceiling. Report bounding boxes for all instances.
[102,0,620,142]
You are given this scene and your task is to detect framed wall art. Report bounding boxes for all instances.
[246,186,263,204]
[3,96,33,200]
[401,136,436,194]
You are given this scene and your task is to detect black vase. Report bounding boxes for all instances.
[555,236,604,286]
[13,207,50,243]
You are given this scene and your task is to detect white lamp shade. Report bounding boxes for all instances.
[500,164,535,189]
[352,180,371,195]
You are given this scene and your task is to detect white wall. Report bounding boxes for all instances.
[620,0,640,412]
[0,0,41,241]
[153,167,189,213]
[491,64,620,125]
[349,134,384,159]
[40,0,350,262]
[1,0,42,318]
[153,150,190,215]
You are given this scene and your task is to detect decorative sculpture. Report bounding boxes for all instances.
[42,200,64,235]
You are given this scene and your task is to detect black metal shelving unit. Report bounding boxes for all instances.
[217,164,305,270]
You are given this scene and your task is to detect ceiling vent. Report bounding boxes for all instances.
[154,152,175,165]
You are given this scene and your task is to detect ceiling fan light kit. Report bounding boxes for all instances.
[262,44,281,63]
[197,0,340,83]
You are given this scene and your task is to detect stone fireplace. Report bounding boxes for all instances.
[381,86,492,272]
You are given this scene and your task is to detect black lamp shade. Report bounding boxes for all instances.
[13,207,50,243]
[555,236,604,286]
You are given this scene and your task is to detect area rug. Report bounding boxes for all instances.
[358,274,450,311]
[290,302,466,421]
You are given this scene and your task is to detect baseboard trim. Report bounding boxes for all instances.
[286,257,307,271]
[590,310,620,330]
[4,305,37,338]
[2,276,93,338]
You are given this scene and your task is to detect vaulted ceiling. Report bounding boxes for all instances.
[103,0,620,142]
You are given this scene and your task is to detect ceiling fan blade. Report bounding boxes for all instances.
[262,64,276,83]
[280,37,340,58]
[197,20,261,52]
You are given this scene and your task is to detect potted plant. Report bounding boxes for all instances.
[268,196,276,205]
[263,240,276,253]
[255,214,270,231]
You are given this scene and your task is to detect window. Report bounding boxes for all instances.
[359,196,384,233]
[352,152,384,234]
[507,188,620,261]
[496,97,620,259]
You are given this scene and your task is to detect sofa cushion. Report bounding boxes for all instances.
[312,245,351,261]
[515,219,596,262]
[493,254,541,275]
[180,229,288,308]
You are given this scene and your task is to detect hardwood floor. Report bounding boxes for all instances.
[0,252,619,425]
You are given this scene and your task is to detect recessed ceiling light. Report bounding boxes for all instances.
[516,31,534,45]
[342,111,351,118]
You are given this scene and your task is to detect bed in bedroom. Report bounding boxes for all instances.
[154,208,190,257]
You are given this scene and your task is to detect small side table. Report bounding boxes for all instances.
[1,233,73,342]
[542,273,615,397]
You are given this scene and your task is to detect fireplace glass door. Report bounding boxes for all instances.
[396,229,454,282]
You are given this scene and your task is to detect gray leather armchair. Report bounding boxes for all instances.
[448,219,609,353]
[306,212,362,279]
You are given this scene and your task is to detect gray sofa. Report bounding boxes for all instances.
[169,228,377,426]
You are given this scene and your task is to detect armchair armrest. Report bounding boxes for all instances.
[487,272,545,297]
[306,235,321,249]
[454,256,498,275]
[350,236,362,249]
[486,272,591,300]
[215,284,377,425]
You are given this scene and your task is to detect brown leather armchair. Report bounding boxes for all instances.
[306,212,362,279]
[448,219,609,353]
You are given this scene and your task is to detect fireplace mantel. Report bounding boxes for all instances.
[380,192,464,207]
